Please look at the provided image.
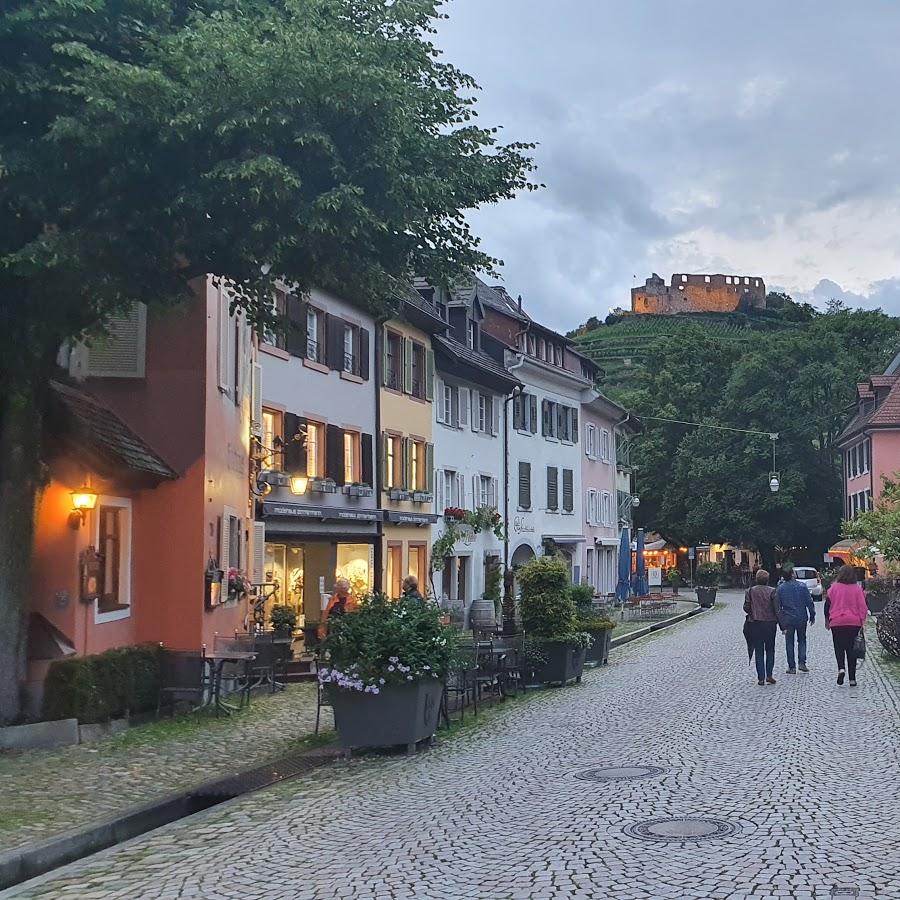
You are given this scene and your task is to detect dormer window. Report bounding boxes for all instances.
[554,345,562,367]
[528,335,536,357]
[467,319,476,350]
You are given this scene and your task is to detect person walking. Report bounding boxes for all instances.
[776,566,815,674]
[401,575,425,602]
[825,565,869,686]
[744,569,781,685]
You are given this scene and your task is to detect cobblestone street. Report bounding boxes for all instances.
[7,591,900,900]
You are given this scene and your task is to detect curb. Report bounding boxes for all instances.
[609,604,709,650]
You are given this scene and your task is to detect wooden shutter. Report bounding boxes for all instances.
[436,468,444,511]
[513,394,524,430]
[425,349,434,401]
[361,433,374,487]
[216,290,229,389]
[403,337,414,393]
[490,477,498,509]
[401,437,411,489]
[457,473,466,509]
[426,443,434,492]
[382,328,392,386]
[359,328,370,381]
[572,408,579,443]
[457,387,467,429]
[381,433,390,487]
[252,521,266,584]
[251,363,263,435]
[518,462,531,509]
[557,405,566,440]
[547,466,558,510]
[283,414,306,473]
[529,395,538,434]
[326,315,343,370]
[326,424,344,484]
[470,390,479,431]
[491,396,500,435]
[83,303,147,379]
[541,400,550,436]
[435,377,445,424]
[586,490,592,524]
[220,514,230,572]
[562,468,574,512]
[286,294,307,358]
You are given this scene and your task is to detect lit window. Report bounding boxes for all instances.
[343,431,360,483]
[306,422,323,478]
[386,435,401,488]
[95,498,132,621]
[411,439,426,491]
[261,408,282,470]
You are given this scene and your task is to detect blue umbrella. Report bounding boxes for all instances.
[635,528,648,596]
[616,528,631,602]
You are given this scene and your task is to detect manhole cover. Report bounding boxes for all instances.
[623,817,740,842]
[574,765,665,782]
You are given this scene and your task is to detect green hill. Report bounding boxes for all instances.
[574,310,800,394]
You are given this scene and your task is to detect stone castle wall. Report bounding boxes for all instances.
[632,273,766,315]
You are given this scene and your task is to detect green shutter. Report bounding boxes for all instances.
[382,328,391,386]
[426,443,434,492]
[403,337,414,394]
[424,349,434,401]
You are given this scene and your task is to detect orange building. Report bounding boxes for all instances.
[25,279,254,712]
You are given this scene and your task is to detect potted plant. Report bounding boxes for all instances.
[227,567,251,603]
[318,594,455,752]
[666,567,681,595]
[569,582,614,667]
[270,604,297,638]
[518,556,591,686]
[694,562,720,607]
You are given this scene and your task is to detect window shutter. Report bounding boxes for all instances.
[325,315,342,370]
[361,433,374,487]
[513,394,524,430]
[557,405,566,440]
[382,328,392,386]
[426,443,434,492]
[359,328,370,381]
[436,468,444,512]
[381,433,390,488]
[519,462,531,509]
[401,437,411,489]
[286,295,307,358]
[542,400,550,436]
[470,390,479,431]
[563,469,574,512]
[457,387,468,429]
[251,364,263,435]
[220,514,230,572]
[547,466,558,510]
[491,477,498,510]
[326,424,344,484]
[403,337,414,393]
[457,473,466,509]
[215,290,230,390]
[252,521,266,584]
[572,408,579,443]
[81,302,148,379]
[425,349,434,401]
[529,395,538,434]
[491,396,500,435]
[283,414,307,473]
[472,475,479,512]
[586,491,592,524]
[435,378,445,423]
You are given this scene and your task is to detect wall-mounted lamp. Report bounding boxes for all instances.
[290,474,309,495]
[69,483,98,529]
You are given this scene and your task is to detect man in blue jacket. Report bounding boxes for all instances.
[776,566,816,674]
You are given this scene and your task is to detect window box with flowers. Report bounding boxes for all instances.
[227,568,251,604]
[344,482,374,498]
[318,594,455,753]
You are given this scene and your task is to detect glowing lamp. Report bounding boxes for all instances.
[68,483,98,529]
[290,474,309,495]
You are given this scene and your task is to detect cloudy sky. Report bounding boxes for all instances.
[436,0,900,331]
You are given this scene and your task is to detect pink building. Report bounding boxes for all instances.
[26,278,253,711]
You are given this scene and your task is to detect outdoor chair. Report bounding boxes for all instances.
[474,640,506,703]
[493,636,525,697]
[157,648,207,716]
[314,657,332,734]
[441,646,479,726]
[249,639,290,693]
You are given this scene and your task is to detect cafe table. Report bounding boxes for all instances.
[203,650,257,716]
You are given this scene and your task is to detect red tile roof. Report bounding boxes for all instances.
[839,373,900,444]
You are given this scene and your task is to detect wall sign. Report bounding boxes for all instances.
[648,567,662,587]
[513,516,535,534]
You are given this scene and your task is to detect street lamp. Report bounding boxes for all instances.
[632,495,641,508]
[768,434,780,493]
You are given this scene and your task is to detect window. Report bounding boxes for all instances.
[554,345,563,367]
[547,466,559,511]
[410,341,426,399]
[704,275,711,283]
[410,439,427,491]
[343,431,360,483]
[744,277,750,285]
[263,290,287,349]
[586,489,598,525]
[478,475,491,508]
[385,330,403,390]
[542,400,555,437]
[600,428,611,462]
[306,307,325,362]
[513,393,525,430]
[467,319,476,350]
[442,469,460,508]
[343,324,357,375]
[478,393,489,433]
[95,498,132,621]
[387,543,402,598]
[518,461,531,510]
[306,422,323,477]
[439,381,457,426]
[557,404,569,441]
[681,275,688,282]
[385,434,402,488]
[528,335,536,357]
[601,491,612,526]
[562,468,574,513]
[725,276,732,285]
[261,408,283,470]
[585,424,596,458]
[409,544,427,587]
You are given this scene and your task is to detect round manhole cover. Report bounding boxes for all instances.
[574,765,665,782]
[623,817,740,842]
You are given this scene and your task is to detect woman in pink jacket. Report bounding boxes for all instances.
[824,565,869,686]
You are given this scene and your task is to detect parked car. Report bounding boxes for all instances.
[792,566,823,599]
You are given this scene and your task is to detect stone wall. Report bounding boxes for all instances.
[632,273,766,314]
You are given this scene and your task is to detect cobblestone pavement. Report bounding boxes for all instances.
[0,683,325,852]
[7,592,900,900]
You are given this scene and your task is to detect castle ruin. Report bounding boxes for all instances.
[631,273,766,315]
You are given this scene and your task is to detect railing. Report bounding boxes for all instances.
[306,338,320,362]
[617,489,633,524]
[343,352,359,376]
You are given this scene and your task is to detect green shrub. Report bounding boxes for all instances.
[517,556,592,649]
[43,644,162,724]
[695,562,722,587]
[568,582,595,612]
[575,611,616,632]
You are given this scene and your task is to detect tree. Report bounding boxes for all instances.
[0,0,536,721]
[843,475,900,565]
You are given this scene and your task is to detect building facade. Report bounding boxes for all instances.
[631,272,766,315]
[255,286,377,641]
[378,295,445,597]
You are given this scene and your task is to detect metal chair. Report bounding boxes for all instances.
[157,648,207,716]
[314,657,332,734]
[441,646,479,726]
[249,638,290,693]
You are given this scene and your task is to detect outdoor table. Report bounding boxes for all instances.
[203,650,257,716]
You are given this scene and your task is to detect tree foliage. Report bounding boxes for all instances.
[843,475,900,564]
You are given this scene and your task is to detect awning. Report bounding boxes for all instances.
[827,539,868,561]
[542,534,586,544]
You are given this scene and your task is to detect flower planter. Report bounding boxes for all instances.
[528,642,586,687]
[696,587,717,608]
[583,628,611,667]
[328,680,443,752]
[344,484,373,498]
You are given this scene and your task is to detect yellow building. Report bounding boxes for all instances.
[378,293,446,596]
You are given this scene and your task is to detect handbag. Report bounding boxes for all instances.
[853,629,867,661]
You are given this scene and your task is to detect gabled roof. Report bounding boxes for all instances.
[432,334,521,392]
[50,380,177,482]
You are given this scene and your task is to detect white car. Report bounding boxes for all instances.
[792,567,823,599]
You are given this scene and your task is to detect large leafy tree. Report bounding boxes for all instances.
[0,0,536,721]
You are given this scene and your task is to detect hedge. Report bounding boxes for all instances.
[43,644,162,724]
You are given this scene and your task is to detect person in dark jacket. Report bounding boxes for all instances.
[401,575,425,602]
[744,569,781,685]
[776,566,815,674]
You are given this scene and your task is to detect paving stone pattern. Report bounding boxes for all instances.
[7,592,900,900]
[0,683,325,853]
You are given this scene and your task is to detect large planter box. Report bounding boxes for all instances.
[696,587,717,608]
[329,680,443,751]
[528,643,586,687]
[583,628,612,667]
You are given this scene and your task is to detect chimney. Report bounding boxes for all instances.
[517,294,523,313]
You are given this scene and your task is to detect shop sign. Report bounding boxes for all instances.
[648,567,662,587]
[332,510,379,522]
[513,516,535,534]
[389,512,435,525]
[263,502,323,519]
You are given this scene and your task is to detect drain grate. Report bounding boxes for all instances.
[830,889,860,898]
[623,816,741,842]
[574,765,665,782]
[192,746,340,800]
